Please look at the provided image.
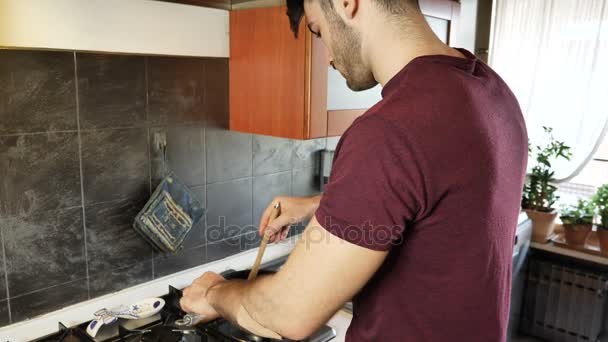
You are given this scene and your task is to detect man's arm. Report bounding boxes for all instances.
[206,216,388,340]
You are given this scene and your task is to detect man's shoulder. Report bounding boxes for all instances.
[335,113,415,162]
[343,114,403,144]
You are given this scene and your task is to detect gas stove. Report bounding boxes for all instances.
[33,285,336,342]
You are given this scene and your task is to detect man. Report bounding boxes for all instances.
[180,0,528,340]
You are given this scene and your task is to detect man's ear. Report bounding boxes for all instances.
[339,0,359,19]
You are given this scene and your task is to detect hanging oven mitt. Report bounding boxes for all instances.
[133,139,205,253]
[133,174,204,253]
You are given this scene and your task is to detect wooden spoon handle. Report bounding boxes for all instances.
[248,202,281,281]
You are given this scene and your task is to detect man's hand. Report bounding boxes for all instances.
[180,272,226,321]
[259,195,321,243]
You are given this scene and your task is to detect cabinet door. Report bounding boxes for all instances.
[229,6,308,139]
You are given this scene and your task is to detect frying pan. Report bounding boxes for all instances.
[222,269,275,280]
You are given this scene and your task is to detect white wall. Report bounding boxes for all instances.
[0,0,229,57]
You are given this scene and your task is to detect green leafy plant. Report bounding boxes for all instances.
[559,199,596,225]
[521,127,572,212]
[593,184,608,228]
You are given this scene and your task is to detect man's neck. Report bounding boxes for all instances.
[366,15,465,87]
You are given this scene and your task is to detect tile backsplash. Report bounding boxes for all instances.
[0,49,325,327]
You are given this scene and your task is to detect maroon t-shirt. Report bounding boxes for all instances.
[315,49,528,341]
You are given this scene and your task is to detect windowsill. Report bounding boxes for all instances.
[530,240,608,266]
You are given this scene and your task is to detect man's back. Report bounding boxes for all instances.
[315,49,528,341]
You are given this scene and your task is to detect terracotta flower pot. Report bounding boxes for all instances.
[525,209,558,243]
[597,227,608,255]
[563,224,592,247]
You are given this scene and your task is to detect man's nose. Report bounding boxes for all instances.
[329,61,336,70]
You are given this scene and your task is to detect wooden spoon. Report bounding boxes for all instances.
[248,202,281,281]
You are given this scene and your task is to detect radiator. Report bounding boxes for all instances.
[521,258,608,341]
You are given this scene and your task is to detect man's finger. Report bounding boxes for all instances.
[258,200,277,235]
[272,226,289,243]
[179,297,191,312]
[264,214,292,237]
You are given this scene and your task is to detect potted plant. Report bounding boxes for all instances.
[559,199,596,247]
[593,184,608,254]
[522,127,572,242]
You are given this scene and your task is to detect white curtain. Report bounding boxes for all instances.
[490,0,608,181]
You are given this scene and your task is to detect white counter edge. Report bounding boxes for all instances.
[0,239,297,342]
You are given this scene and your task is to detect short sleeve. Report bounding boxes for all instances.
[315,117,422,251]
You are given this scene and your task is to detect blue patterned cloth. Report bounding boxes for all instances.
[134,175,205,252]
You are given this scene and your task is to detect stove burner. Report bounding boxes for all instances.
[167,286,185,315]
[175,313,204,327]
[37,322,94,342]
[34,281,336,342]
[118,324,204,342]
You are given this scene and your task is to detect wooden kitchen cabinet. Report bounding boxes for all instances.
[229,1,461,139]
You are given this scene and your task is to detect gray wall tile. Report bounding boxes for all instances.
[292,138,326,169]
[0,50,77,135]
[77,53,146,129]
[205,237,238,264]
[89,261,153,298]
[183,185,207,249]
[0,300,8,327]
[85,198,153,274]
[206,232,259,263]
[81,128,150,205]
[150,126,205,188]
[292,167,321,197]
[10,280,88,322]
[2,207,86,297]
[240,231,262,252]
[0,242,5,301]
[206,178,253,243]
[253,136,294,176]
[253,172,291,229]
[0,133,81,217]
[0,49,325,326]
[148,57,204,125]
[153,246,205,279]
[206,129,252,184]
[203,58,229,129]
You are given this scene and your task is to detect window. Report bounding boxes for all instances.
[490,0,608,182]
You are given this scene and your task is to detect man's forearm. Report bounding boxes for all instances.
[207,275,285,337]
[206,279,248,323]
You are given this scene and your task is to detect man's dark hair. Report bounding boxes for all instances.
[286,0,420,37]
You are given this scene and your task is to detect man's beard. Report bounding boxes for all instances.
[328,15,378,91]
